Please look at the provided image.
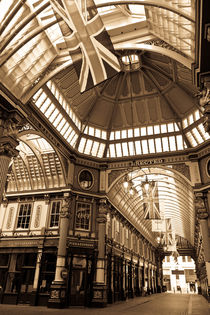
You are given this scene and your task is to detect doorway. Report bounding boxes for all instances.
[68,254,94,307]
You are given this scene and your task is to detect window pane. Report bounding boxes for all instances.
[50,201,60,227]
[17,203,32,229]
[162,137,169,151]
[148,139,155,153]
[169,136,176,151]
[135,141,141,154]
[155,138,162,152]
[122,142,129,156]
[142,140,148,154]
[75,203,91,231]
[176,135,184,150]
[116,143,122,157]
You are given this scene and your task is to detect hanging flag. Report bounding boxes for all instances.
[162,218,174,245]
[50,0,121,92]
[142,181,161,220]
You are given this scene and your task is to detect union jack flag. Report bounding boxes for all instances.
[142,181,161,220]
[162,218,174,245]
[50,0,121,92]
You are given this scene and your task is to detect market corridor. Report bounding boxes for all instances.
[0,293,209,315]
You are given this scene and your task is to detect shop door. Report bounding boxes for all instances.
[70,268,86,306]
[68,255,93,307]
[18,268,35,304]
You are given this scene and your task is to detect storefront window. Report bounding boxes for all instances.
[75,202,91,231]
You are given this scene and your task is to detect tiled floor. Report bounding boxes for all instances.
[0,293,209,315]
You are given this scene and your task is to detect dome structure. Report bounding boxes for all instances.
[32,50,209,159]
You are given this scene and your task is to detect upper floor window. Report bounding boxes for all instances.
[75,202,91,231]
[17,203,32,229]
[49,201,61,227]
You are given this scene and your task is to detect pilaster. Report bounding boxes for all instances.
[92,198,108,307]
[48,194,71,308]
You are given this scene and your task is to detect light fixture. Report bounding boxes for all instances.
[156,236,161,244]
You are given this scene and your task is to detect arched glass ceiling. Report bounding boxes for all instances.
[107,166,195,247]
[32,68,210,159]
[1,0,208,160]
[7,134,66,192]
[0,0,196,102]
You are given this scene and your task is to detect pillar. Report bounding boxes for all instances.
[92,198,108,307]
[31,247,43,305]
[195,192,210,301]
[0,109,24,203]
[48,194,71,308]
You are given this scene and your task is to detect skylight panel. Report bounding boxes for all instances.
[197,124,210,140]
[122,143,129,156]
[155,138,162,152]
[128,142,135,155]
[142,140,148,154]
[148,139,155,153]
[161,124,167,133]
[89,126,94,136]
[63,126,73,140]
[78,137,86,153]
[53,113,63,127]
[147,126,153,135]
[40,98,51,113]
[174,123,179,132]
[194,110,201,121]
[92,141,100,156]
[95,129,100,138]
[169,136,176,151]
[102,130,107,140]
[36,92,47,108]
[168,123,174,132]
[110,144,116,157]
[115,131,121,140]
[49,108,59,123]
[122,130,127,139]
[116,143,122,157]
[154,125,160,134]
[186,131,197,147]
[183,118,188,128]
[98,143,105,158]
[110,132,114,140]
[84,139,93,155]
[70,134,78,147]
[191,128,203,144]
[45,103,55,118]
[134,128,140,137]
[189,114,194,125]
[176,135,184,150]
[128,129,133,138]
[141,127,146,136]
[60,122,70,136]
[135,141,142,154]
[57,118,66,132]
[162,137,169,151]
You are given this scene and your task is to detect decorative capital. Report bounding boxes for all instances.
[60,196,71,218]
[195,192,209,220]
[98,198,108,214]
[0,137,19,158]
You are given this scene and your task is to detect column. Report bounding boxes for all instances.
[48,194,71,308]
[195,192,210,301]
[0,109,24,203]
[92,198,108,307]
[31,247,43,305]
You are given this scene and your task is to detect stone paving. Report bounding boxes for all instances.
[0,293,209,315]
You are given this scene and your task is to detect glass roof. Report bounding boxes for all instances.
[108,166,195,246]
[0,0,209,160]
